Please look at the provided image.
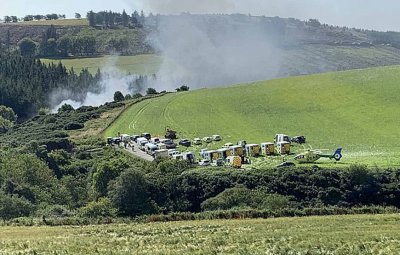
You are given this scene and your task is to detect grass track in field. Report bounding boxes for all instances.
[1,214,400,254]
[105,65,400,167]
[41,54,162,75]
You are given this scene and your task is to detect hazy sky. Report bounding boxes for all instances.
[0,0,398,31]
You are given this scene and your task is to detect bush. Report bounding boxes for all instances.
[146,88,157,95]
[78,198,117,218]
[0,193,35,220]
[201,185,290,211]
[113,91,124,102]
[58,104,74,113]
[38,108,51,115]
[64,122,84,130]
[36,205,75,218]
[108,168,158,216]
[132,93,143,99]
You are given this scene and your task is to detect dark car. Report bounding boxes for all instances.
[111,137,121,145]
[164,141,177,149]
[277,161,295,168]
[291,136,306,144]
[142,133,151,140]
[131,135,141,142]
[179,139,191,147]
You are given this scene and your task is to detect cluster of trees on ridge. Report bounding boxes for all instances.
[3,14,66,23]
[87,10,146,29]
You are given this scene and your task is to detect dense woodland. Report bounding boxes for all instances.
[0,52,100,119]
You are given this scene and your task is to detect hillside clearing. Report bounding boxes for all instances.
[105,65,400,167]
[1,214,400,254]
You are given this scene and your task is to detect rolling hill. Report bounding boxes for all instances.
[105,65,400,166]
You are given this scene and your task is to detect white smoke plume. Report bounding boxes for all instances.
[51,61,144,112]
[147,15,283,91]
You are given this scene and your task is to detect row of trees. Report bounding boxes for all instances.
[15,26,98,57]
[87,10,146,29]
[3,14,66,23]
[14,24,150,57]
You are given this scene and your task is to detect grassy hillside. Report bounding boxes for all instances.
[1,214,400,254]
[41,54,162,75]
[282,45,400,76]
[105,65,400,167]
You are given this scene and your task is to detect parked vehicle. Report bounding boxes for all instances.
[212,135,222,141]
[217,148,232,159]
[142,133,151,140]
[150,137,160,144]
[275,134,291,144]
[157,143,167,150]
[226,156,242,168]
[291,136,306,144]
[261,142,275,156]
[202,137,213,143]
[168,149,180,157]
[165,128,177,140]
[198,159,210,166]
[237,140,247,148]
[136,138,149,151]
[223,142,234,148]
[245,144,261,157]
[230,145,244,157]
[193,138,202,145]
[179,139,191,147]
[145,143,158,155]
[131,135,141,142]
[154,149,169,159]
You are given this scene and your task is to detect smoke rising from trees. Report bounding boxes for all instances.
[148,15,283,90]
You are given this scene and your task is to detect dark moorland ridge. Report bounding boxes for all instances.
[1,14,400,73]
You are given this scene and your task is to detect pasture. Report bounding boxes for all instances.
[105,65,400,167]
[41,54,162,75]
[1,214,400,254]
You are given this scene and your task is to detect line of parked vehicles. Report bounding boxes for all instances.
[107,131,307,169]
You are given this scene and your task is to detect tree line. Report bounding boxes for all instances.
[15,25,97,57]
[87,10,147,29]
[3,14,66,23]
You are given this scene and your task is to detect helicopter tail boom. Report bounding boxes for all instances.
[319,148,342,161]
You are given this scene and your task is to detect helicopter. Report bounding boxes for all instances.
[293,147,342,163]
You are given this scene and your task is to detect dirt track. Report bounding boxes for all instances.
[124,143,155,162]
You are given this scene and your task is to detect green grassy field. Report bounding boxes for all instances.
[1,214,400,254]
[41,54,162,75]
[0,18,88,26]
[105,65,400,167]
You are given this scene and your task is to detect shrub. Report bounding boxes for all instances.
[201,185,290,211]
[108,168,158,216]
[58,104,74,113]
[146,88,157,95]
[0,193,35,220]
[78,198,117,218]
[36,205,75,218]
[64,122,84,130]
